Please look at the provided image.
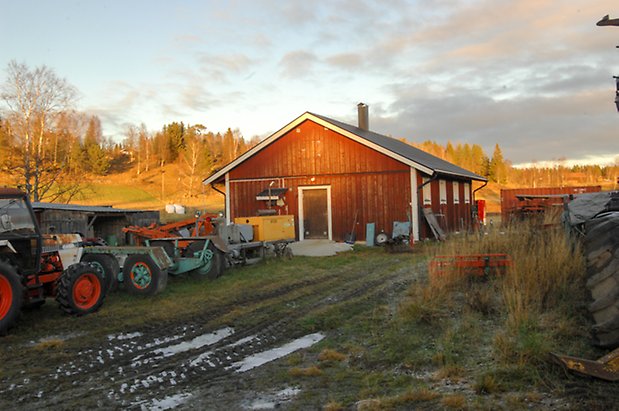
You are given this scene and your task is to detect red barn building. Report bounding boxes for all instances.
[203,105,487,242]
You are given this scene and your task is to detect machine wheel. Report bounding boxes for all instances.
[208,242,226,279]
[123,254,168,295]
[186,241,225,280]
[56,262,107,316]
[0,261,23,335]
[376,232,389,246]
[81,253,119,293]
[585,212,619,348]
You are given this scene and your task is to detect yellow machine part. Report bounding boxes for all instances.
[234,215,295,242]
[552,347,619,381]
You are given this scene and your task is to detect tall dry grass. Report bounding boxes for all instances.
[425,222,585,330]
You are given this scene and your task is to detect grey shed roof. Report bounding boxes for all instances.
[31,202,151,214]
[203,111,487,185]
[310,113,486,181]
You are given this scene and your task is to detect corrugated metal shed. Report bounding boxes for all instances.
[31,202,147,214]
[31,202,159,245]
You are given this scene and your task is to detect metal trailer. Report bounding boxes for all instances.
[81,245,173,296]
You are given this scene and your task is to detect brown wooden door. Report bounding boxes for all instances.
[302,188,329,239]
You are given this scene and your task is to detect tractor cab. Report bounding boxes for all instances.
[0,188,42,275]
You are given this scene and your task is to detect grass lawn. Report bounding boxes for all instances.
[1,230,618,409]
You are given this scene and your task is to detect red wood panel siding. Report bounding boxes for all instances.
[226,118,477,241]
[228,119,413,241]
[415,173,474,238]
[230,120,408,179]
[230,172,411,242]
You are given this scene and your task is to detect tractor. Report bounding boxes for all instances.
[0,188,110,335]
[0,187,192,335]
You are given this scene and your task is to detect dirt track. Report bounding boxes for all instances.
[0,255,417,410]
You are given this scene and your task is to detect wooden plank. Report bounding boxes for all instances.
[423,208,446,241]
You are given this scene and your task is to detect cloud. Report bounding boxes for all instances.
[194,52,254,84]
[325,52,364,69]
[371,79,618,163]
[279,51,319,78]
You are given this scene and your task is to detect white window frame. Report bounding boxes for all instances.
[453,181,460,205]
[422,177,432,205]
[439,180,447,205]
[464,182,471,204]
[298,185,332,241]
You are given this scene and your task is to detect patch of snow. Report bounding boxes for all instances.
[228,335,257,347]
[153,327,234,357]
[140,392,192,411]
[189,350,214,368]
[230,333,325,373]
[245,387,302,410]
[107,331,143,341]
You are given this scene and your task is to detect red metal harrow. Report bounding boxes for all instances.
[429,254,513,277]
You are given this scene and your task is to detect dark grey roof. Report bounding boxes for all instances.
[31,202,152,214]
[310,113,487,181]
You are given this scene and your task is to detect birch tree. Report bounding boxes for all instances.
[1,61,78,201]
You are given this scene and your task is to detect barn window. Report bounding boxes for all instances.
[439,180,447,204]
[453,181,460,204]
[464,183,471,204]
[422,177,431,205]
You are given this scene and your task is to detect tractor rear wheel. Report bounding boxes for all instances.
[56,262,107,316]
[81,253,119,293]
[585,212,619,348]
[123,254,168,295]
[0,261,23,335]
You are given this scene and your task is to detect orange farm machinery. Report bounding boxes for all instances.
[0,188,173,335]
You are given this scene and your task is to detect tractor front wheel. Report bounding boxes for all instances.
[123,254,168,296]
[81,253,119,293]
[56,262,107,316]
[0,261,23,335]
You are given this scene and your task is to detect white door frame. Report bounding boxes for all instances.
[298,185,332,241]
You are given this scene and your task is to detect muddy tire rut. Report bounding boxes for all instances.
[0,257,419,410]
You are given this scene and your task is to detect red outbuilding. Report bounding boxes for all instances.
[203,104,487,242]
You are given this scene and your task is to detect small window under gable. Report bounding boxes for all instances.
[464,182,471,204]
[422,177,431,205]
[453,181,460,204]
[439,180,447,205]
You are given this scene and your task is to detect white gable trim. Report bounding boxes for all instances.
[202,112,434,185]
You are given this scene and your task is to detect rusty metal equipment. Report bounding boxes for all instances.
[500,187,602,223]
[429,254,513,277]
[124,212,218,246]
[553,348,619,381]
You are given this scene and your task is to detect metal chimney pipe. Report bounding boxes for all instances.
[357,103,369,130]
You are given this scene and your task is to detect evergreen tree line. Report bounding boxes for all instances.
[412,139,618,187]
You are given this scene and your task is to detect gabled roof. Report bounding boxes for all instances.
[203,112,487,185]
[31,202,152,214]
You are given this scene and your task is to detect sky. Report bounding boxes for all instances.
[1,0,618,166]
